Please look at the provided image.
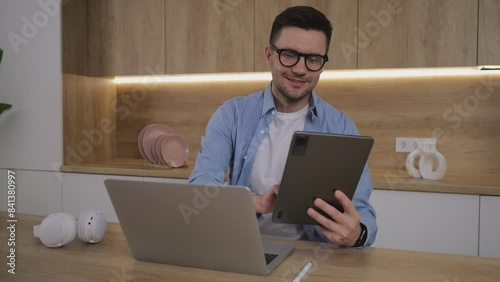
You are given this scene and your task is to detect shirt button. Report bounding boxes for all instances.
[272,110,275,115]
[260,130,265,134]
[244,155,247,159]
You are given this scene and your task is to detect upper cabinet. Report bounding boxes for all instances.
[79,0,498,75]
[254,0,358,71]
[358,0,477,68]
[62,0,88,75]
[478,0,500,65]
[165,0,255,73]
[88,0,166,76]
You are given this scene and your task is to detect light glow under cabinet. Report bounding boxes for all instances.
[113,66,500,84]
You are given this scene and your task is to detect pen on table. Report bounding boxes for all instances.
[292,261,313,282]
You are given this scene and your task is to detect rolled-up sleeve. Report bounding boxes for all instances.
[189,103,234,185]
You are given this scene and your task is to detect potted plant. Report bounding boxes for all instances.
[0,47,13,115]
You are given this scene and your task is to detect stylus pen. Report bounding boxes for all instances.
[292,261,313,282]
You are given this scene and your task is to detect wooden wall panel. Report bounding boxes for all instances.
[478,0,500,65]
[315,73,500,175]
[116,80,268,163]
[164,0,254,73]
[88,0,165,76]
[62,0,88,75]
[254,0,358,71]
[115,72,500,175]
[358,0,478,68]
[63,74,117,165]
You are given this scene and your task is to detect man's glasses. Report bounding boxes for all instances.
[270,44,328,72]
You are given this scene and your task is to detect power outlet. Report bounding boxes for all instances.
[395,137,436,152]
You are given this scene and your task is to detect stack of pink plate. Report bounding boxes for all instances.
[138,124,189,168]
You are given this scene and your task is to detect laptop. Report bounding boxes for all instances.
[104,179,294,276]
[272,131,374,225]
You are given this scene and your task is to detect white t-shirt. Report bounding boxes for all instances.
[249,104,308,240]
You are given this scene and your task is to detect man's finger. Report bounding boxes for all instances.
[272,184,280,195]
[313,197,343,221]
[307,207,342,231]
[334,190,356,215]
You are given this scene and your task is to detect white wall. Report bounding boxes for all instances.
[0,0,63,216]
[0,0,63,171]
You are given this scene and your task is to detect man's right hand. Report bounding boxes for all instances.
[252,184,280,214]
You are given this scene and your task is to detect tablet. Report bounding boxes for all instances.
[272,131,374,225]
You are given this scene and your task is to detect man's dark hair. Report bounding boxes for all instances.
[270,6,333,54]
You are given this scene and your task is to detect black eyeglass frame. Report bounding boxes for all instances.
[270,44,329,72]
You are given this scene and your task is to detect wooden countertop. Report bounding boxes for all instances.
[61,158,500,196]
[2,213,500,281]
[61,158,194,179]
[370,168,500,195]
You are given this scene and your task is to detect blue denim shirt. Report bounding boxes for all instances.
[189,83,377,246]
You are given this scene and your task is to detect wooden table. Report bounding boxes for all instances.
[2,213,500,281]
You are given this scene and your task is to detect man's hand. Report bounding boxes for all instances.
[307,190,361,247]
[252,184,279,214]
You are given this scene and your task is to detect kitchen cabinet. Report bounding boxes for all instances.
[164,0,255,73]
[62,0,88,75]
[83,0,500,75]
[358,0,477,68]
[478,0,500,65]
[88,0,165,76]
[370,189,479,256]
[479,196,500,258]
[254,0,358,71]
[87,0,254,75]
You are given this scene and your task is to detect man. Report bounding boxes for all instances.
[189,6,377,247]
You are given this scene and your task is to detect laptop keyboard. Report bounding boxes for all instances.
[264,253,278,265]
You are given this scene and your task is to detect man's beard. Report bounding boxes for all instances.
[275,80,312,102]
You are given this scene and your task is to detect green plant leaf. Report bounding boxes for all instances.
[0,103,12,115]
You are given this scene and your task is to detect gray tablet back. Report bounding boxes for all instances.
[272,131,374,225]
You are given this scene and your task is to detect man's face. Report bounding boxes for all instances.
[266,26,328,111]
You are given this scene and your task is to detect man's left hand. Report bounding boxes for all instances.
[307,190,361,247]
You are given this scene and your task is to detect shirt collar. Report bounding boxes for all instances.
[261,83,276,118]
